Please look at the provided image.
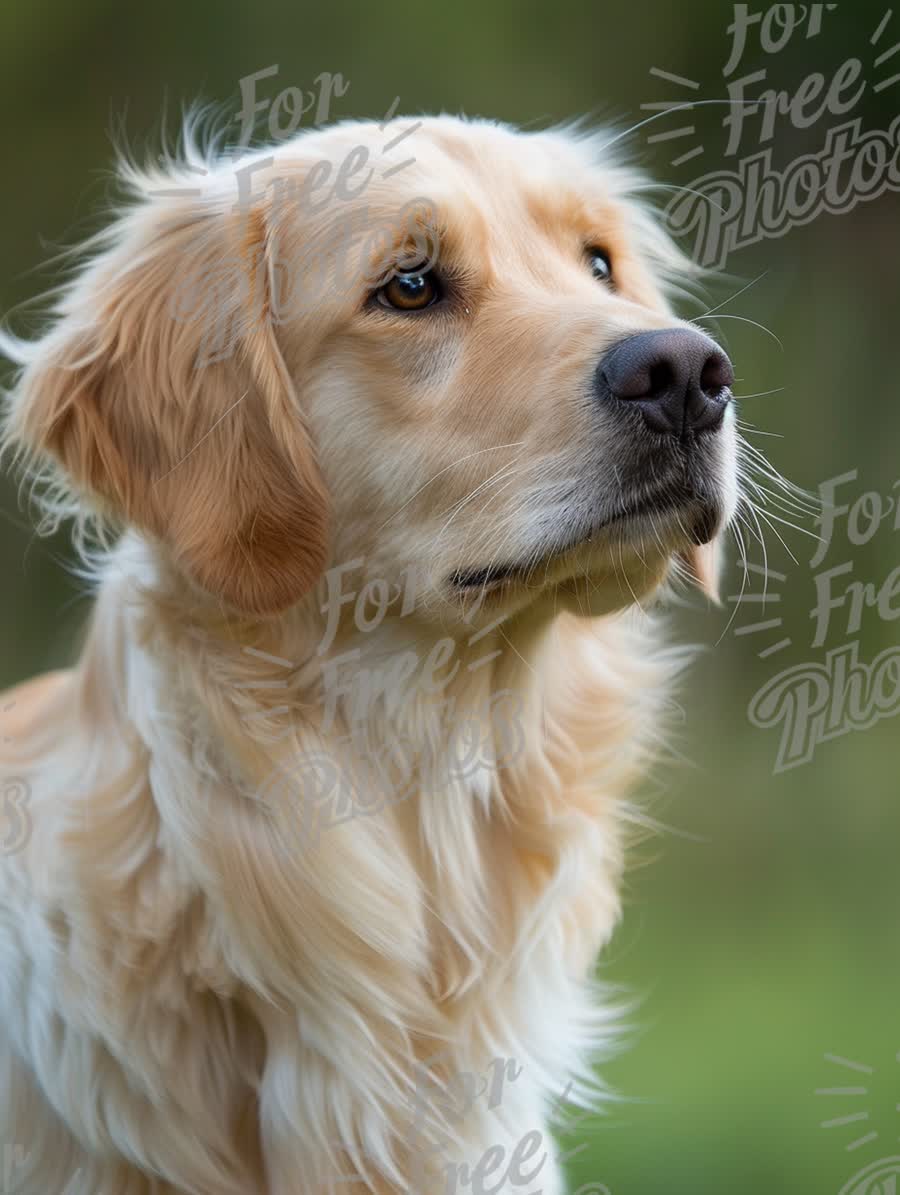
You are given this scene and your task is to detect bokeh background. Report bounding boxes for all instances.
[2,2,898,1191]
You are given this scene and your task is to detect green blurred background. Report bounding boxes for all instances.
[2,2,898,1191]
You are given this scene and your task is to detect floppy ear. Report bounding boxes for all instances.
[679,537,723,604]
[1,180,329,616]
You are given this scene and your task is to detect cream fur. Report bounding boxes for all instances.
[0,115,736,1193]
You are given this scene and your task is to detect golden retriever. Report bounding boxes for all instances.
[0,114,738,1194]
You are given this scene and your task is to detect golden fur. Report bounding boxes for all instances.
[0,115,737,1193]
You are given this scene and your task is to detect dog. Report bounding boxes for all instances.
[0,114,739,1193]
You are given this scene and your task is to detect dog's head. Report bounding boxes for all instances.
[2,116,738,624]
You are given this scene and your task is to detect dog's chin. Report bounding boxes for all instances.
[450,491,724,616]
[555,503,716,617]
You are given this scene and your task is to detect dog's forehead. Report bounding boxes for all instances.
[267,117,625,227]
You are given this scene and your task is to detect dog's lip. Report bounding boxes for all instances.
[450,486,717,590]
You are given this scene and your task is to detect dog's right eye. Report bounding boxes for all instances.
[376,266,442,312]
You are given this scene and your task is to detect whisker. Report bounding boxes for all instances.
[374,441,526,533]
[594,98,776,157]
[734,387,786,401]
[629,182,728,215]
[698,270,769,319]
[715,519,751,645]
[694,313,784,351]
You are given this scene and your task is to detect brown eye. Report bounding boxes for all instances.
[588,248,613,285]
[377,266,440,311]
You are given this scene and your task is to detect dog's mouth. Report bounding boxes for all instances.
[450,483,719,592]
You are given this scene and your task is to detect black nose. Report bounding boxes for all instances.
[597,329,734,436]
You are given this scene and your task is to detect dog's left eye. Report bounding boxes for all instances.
[587,248,613,285]
[376,266,441,311]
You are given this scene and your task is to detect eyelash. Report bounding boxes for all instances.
[367,261,467,316]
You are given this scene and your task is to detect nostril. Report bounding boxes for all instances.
[647,360,674,399]
[700,352,735,397]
